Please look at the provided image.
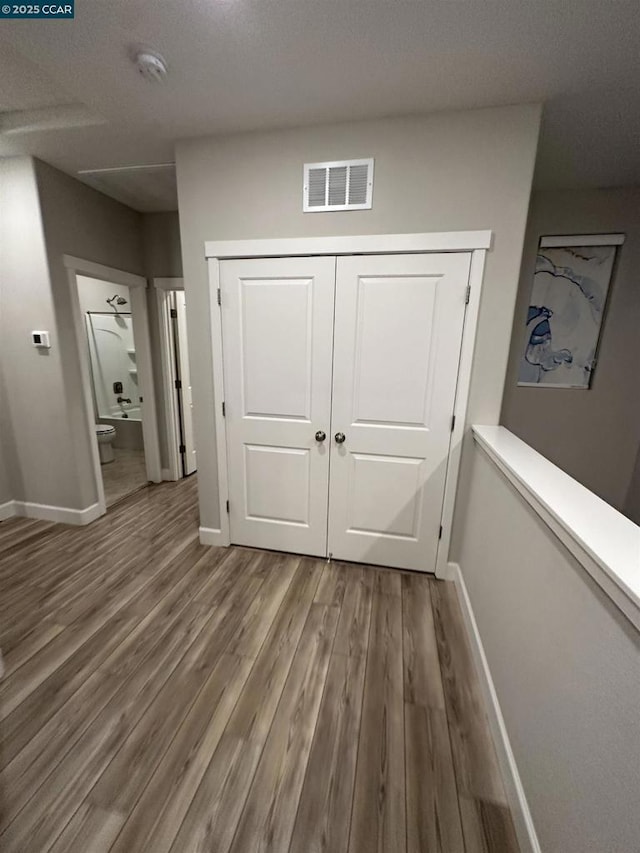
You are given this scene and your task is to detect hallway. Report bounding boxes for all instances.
[0,476,517,852]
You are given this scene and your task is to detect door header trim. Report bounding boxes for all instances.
[63,254,147,289]
[205,230,492,260]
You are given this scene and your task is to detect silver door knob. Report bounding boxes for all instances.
[315,430,326,442]
[334,432,346,444]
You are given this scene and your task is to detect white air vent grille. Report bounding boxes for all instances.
[303,158,374,212]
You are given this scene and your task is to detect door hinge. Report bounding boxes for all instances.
[217,288,221,306]
[139,396,143,403]
[179,443,186,454]
[465,284,471,304]
[226,499,230,514]
[222,401,226,417]
[175,379,182,390]
[451,414,456,432]
[169,308,178,319]
[439,525,443,540]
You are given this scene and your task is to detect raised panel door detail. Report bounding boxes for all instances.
[221,256,335,557]
[352,276,438,426]
[348,453,423,539]
[329,253,471,572]
[240,279,312,420]
[244,445,310,525]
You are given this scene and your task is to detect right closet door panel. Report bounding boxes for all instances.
[328,253,471,572]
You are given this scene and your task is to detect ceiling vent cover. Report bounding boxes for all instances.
[303,158,374,212]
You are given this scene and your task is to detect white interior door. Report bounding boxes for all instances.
[328,253,471,572]
[174,291,197,475]
[221,256,335,556]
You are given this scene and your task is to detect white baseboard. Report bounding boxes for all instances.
[13,500,103,526]
[0,500,17,521]
[448,561,541,853]
[199,526,228,547]
[437,561,456,581]
[161,468,179,482]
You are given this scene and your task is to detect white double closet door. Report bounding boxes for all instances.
[220,252,470,573]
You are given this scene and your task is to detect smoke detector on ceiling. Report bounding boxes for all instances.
[134,49,168,83]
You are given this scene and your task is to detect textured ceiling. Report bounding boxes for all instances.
[1,0,639,210]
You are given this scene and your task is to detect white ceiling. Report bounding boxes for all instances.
[1,0,639,211]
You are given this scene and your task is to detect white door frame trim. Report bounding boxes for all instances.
[205,230,492,259]
[154,277,185,481]
[436,248,486,577]
[64,255,162,518]
[205,231,490,577]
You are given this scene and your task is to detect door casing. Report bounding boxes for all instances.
[204,231,490,578]
[174,291,197,476]
[154,277,184,482]
[155,279,198,480]
[65,254,162,520]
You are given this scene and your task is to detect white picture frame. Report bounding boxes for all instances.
[518,233,624,388]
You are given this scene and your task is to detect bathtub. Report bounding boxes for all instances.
[114,406,142,421]
[99,410,143,450]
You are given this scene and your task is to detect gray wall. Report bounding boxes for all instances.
[0,157,144,511]
[502,188,640,521]
[0,157,74,507]
[176,105,542,530]
[458,441,640,853]
[142,212,183,278]
[34,158,145,509]
[0,160,183,511]
[141,212,183,472]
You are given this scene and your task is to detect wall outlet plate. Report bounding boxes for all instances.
[32,331,51,348]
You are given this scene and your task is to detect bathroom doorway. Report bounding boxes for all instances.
[84,291,148,505]
[65,255,162,516]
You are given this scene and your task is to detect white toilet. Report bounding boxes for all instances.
[95,424,117,464]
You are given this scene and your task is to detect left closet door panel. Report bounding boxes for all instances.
[221,257,336,556]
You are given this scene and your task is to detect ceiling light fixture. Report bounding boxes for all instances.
[133,49,168,83]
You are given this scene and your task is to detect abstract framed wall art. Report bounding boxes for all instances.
[518,233,624,388]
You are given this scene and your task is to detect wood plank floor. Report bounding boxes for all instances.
[101,448,148,507]
[0,476,519,852]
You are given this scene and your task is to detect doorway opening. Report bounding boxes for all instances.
[64,255,162,517]
[81,279,148,505]
[154,278,197,480]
